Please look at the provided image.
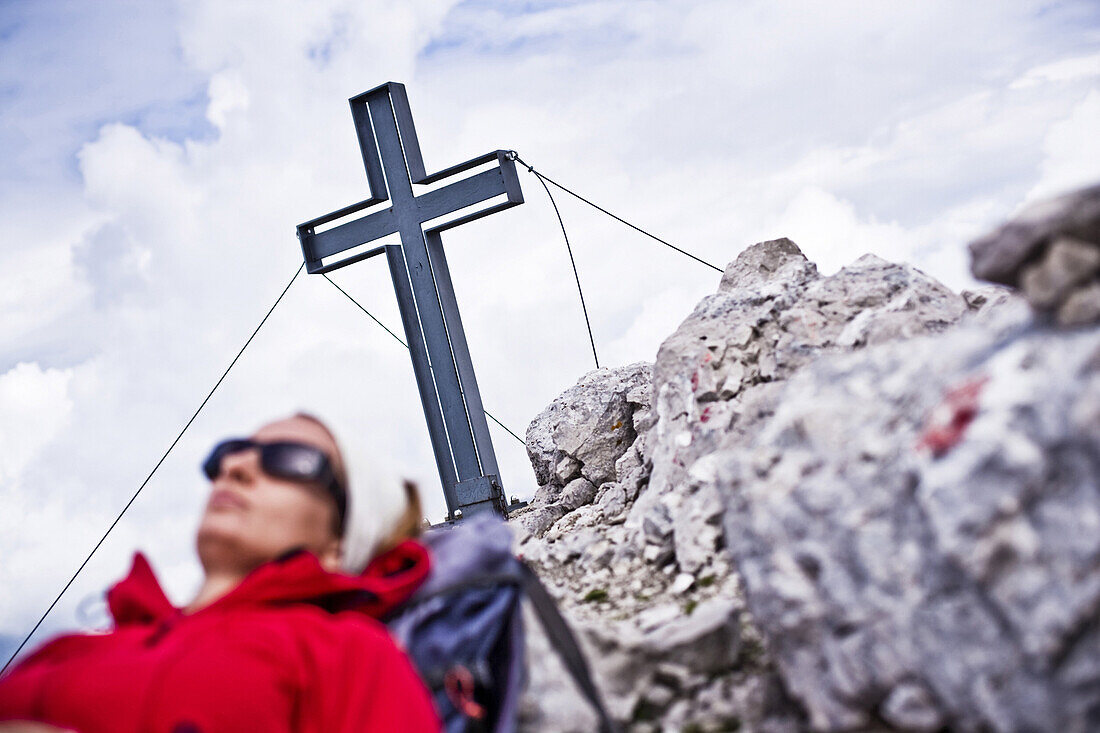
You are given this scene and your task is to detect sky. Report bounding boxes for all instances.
[1,0,1098,662]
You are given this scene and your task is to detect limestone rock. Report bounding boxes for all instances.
[969,183,1100,287]
[641,597,741,675]
[527,362,652,491]
[558,477,597,511]
[717,312,1100,731]
[519,502,568,537]
[518,201,1100,731]
[523,362,652,535]
[718,236,816,292]
[1020,236,1100,308]
[880,682,943,732]
[969,183,1100,324]
[1058,280,1100,326]
[627,239,966,573]
[961,284,1022,327]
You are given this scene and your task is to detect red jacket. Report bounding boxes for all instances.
[0,542,441,733]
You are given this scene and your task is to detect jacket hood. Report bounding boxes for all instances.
[107,540,431,626]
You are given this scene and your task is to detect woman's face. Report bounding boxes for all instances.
[195,416,343,574]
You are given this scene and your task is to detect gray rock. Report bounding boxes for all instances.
[968,183,1100,326]
[517,203,1100,731]
[718,236,818,293]
[718,316,1100,731]
[1058,280,1100,326]
[880,682,943,732]
[526,362,652,493]
[672,464,724,575]
[553,455,582,485]
[669,573,694,595]
[555,599,745,727]
[627,239,966,574]
[642,504,673,544]
[558,477,598,511]
[642,597,741,675]
[962,285,1009,311]
[596,483,630,524]
[969,182,1100,287]
[642,542,674,567]
[520,503,568,537]
[519,603,602,732]
[1020,236,1100,308]
[637,603,682,632]
[640,681,674,710]
[579,539,615,572]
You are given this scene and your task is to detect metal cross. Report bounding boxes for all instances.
[296,82,524,521]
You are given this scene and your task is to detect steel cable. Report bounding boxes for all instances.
[509,154,723,274]
[1,263,304,677]
[322,274,526,447]
[511,157,600,370]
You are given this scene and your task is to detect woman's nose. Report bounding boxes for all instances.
[216,450,259,485]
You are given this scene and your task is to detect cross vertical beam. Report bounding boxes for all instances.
[296,82,523,520]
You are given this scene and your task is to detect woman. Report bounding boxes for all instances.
[0,413,440,733]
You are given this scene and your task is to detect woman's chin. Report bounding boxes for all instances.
[196,515,248,556]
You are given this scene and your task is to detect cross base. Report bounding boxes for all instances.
[444,474,528,522]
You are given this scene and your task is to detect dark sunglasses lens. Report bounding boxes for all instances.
[261,443,326,481]
[263,443,346,533]
[201,439,254,480]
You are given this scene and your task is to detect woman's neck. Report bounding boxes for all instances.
[186,568,249,614]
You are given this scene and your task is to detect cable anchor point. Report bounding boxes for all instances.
[506,150,535,173]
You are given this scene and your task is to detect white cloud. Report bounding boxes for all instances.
[1010,51,1100,89]
[766,187,921,277]
[0,362,74,483]
[206,72,250,131]
[1027,90,1100,201]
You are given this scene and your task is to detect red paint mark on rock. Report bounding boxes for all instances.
[700,406,712,423]
[691,370,699,391]
[917,375,990,458]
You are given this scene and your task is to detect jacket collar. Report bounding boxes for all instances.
[107,540,431,626]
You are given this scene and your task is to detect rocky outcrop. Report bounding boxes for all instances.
[719,300,1100,730]
[519,238,974,731]
[970,184,1100,325]
[627,239,966,575]
[521,362,652,536]
[517,182,1100,733]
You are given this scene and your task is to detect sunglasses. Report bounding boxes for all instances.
[202,439,347,532]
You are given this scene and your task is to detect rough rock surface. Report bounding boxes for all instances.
[719,301,1100,731]
[518,238,974,731]
[517,190,1100,731]
[521,362,652,536]
[969,183,1100,324]
[627,238,966,571]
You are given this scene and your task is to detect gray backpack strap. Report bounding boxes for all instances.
[391,515,619,733]
[518,562,621,733]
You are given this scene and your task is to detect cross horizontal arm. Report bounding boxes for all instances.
[415,150,506,185]
[415,165,515,225]
[299,206,397,269]
[301,193,388,231]
[297,151,523,274]
[426,198,523,237]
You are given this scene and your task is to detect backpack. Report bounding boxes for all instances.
[385,513,619,733]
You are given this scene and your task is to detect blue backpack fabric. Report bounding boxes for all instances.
[385,514,618,733]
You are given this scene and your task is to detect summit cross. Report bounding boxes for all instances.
[297,82,524,521]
